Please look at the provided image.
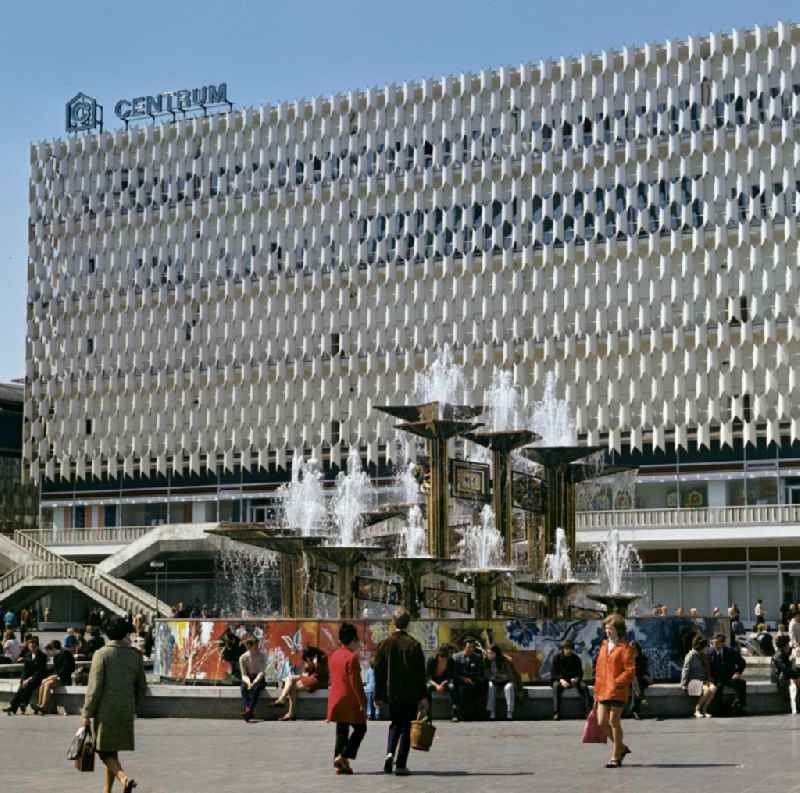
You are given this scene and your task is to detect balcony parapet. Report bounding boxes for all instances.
[577,504,800,532]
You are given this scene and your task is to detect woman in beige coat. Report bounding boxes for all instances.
[81,616,147,793]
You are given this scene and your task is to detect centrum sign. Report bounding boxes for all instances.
[114,83,231,123]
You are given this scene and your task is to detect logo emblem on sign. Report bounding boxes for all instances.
[65,93,103,134]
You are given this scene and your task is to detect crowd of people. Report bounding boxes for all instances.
[679,602,800,716]
[2,597,799,783]
[1,609,154,716]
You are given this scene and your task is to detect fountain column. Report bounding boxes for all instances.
[278,556,305,618]
[472,575,494,620]
[542,462,575,559]
[428,437,449,558]
[464,430,537,566]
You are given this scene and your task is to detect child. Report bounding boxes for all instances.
[365,663,378,720]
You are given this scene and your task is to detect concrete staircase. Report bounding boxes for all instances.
[0,531,170,619]
[95,522,222,579]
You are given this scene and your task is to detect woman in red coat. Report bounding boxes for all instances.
[327,623,367,775]
[594,614,636,768]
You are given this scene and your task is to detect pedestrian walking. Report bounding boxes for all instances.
[81,616,146,793]
[593,615,635,769]
[373,607,428,777]
[327,623,368,775]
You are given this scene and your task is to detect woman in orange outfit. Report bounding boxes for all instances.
[593,614,636,768]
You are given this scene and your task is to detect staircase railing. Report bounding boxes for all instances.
[4,531,166,618]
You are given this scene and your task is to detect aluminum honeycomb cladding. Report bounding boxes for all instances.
[25,22,800,482]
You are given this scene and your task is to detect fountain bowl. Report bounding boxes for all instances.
[463,429,540,453]
[515,579,591,599]
[376,402,484,423]
[360,503,420,529]
[305,545,387,567]
[205,524,325,555]
[520,445,605,468]
[454,566,516,581]
[587,592,642,617]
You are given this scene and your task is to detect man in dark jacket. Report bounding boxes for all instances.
[425,645,456,716]
[772,635,800,713]
[3,635,48,714]
[709,633,747,714]
[219,627,245,681]
[451,638,485,721]
[550,639,591,719]
[373,607,427,777]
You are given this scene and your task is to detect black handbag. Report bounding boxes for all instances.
[68,725,95,772]
[67,727,88,761]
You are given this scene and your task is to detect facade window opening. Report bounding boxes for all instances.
[88,258,95,274]
[86,337,94,355]
[331,332,342,357]
[85,419,92,435]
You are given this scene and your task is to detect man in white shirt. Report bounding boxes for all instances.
[754,599,766,626]
[2,630,21,662]
[789,611,800,651]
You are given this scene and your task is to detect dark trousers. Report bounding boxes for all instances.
[712,677,747,712]
[427,681,455,715]
[386,702,417,769]
[551,680,591,715]
[240,679,266,712]
[335,722,367,760]
[9,679,40,713]
[452,680,485,719]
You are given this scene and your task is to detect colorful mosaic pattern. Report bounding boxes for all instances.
[155,616,727,684]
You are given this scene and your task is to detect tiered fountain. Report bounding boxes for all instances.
[207,455,326,617]
[515,528,595,619]
[454,505,515,619]
[587,528,642,616]
[370,464,450,618]
[301,447,386,620]
[208,350,641,622]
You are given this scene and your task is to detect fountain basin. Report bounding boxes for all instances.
[464,429,540,453]
[359,503,419,529]
[520,445,605,469]
[395,418,484,441]
[305,545,386,567]
[587,592,642,617]
[376,402,484,423]
[374,556,455,618]
[205,525,325,556]
[515,579,594,620]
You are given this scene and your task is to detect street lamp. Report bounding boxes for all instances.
[150,561,165,609]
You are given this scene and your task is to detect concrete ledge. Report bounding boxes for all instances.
[0,680,784,719]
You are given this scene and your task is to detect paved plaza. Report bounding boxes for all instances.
[3,715,800,792]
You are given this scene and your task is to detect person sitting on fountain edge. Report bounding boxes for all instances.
[485,645,522,720]
[273,645,329,721]
[452,638,485,721]
[426,645,456,717]
[239,637,268,722]
[551,639,591,719]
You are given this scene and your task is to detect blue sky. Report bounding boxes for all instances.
[0,1,794,381]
